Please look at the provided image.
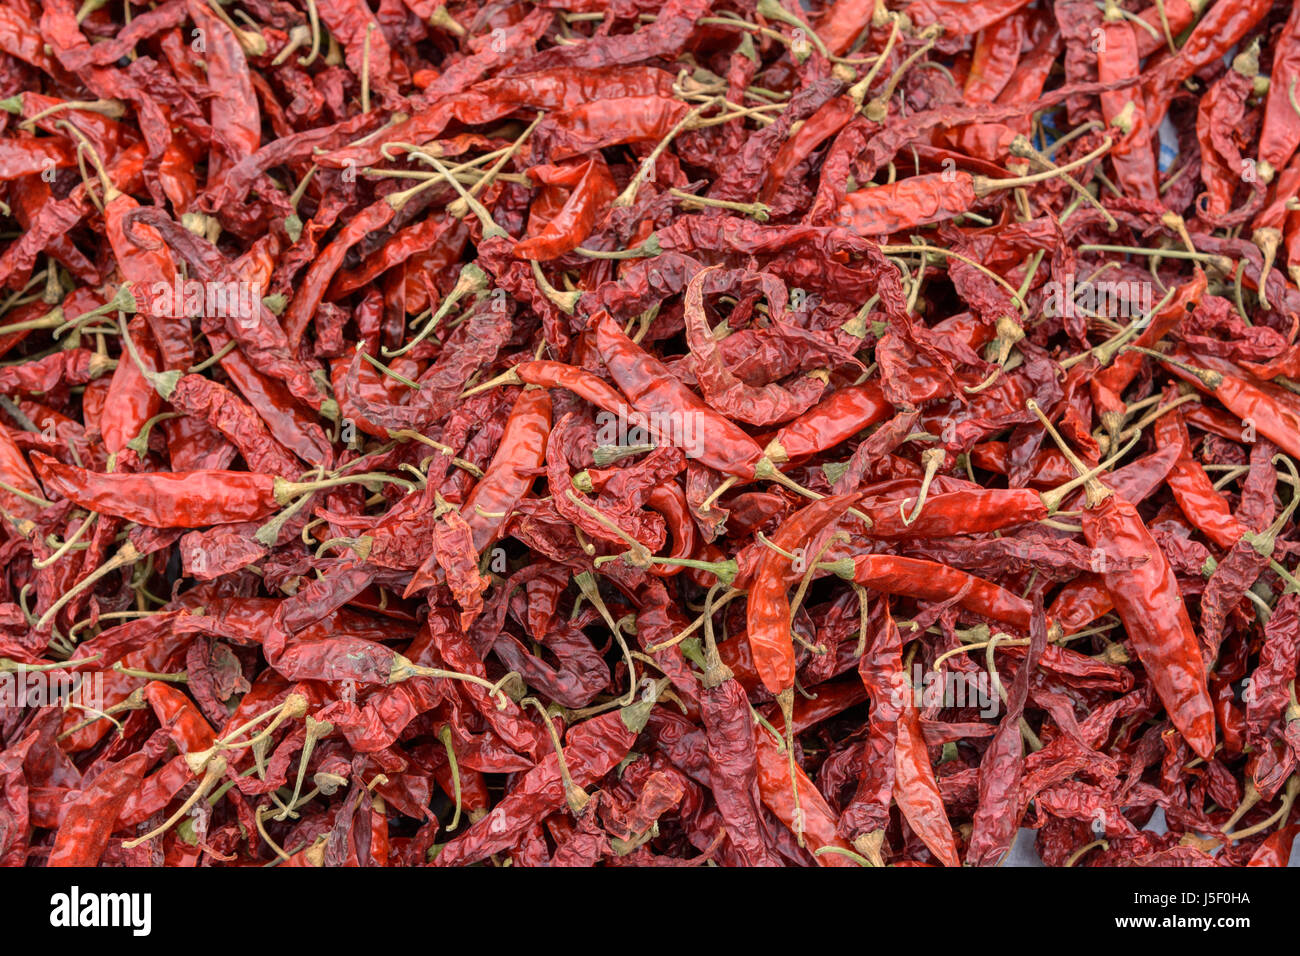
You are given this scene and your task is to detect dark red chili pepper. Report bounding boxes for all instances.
[515,156,617,261]
[47,731,169,866]
[1031,405,1216,760]
[828,554,1039,634]
[1160,350,1300,461]
[1151,403,1247,550]
[907,0,1036,36]
[963,12,1026,105]
[1090,270,1206,432]
[1142,0,1273,128]
[754,707,858,866]
[747,495,864,695]
[592,309,764,478]
[5,0,1298,874]
[1260,3,1300,178]
[435,697,656,867]
[1097,0,1158,201]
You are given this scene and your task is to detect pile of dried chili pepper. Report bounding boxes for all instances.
[0,0,1298,869]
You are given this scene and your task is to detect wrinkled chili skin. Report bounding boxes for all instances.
[592,309,763,478]
[700,676,782,866]
[1096,0,1158,201]
[746,495,864,695]
[767,382,891,463]
[31,454,279,528]
[839,174,979,235]
[1142,0,1274,126]
[1166,353,1300,461]
[4,0,1300,874]
[1086,494,1217,761]
[462,386,552,554]
[1152,405,1246,550]
[847,554,1036,633]
[753,711,858,866]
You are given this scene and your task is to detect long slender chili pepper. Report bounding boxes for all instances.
[7,0,1300,874]
[698,584,783,866]
[1136,348,1300,461]
[1152,403,1248,550]
[407,386,550,602]
[31,454,410,528]
[1029,401,1216,760]
[592,309,765,479]
[837,138,1111,235]
[1097,0,1158,201]
[746,495,864,695]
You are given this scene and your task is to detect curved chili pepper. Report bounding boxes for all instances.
[746,495,864,695]
[893,671,962,867]
[1097,0,1158,201]
[698,641,782,865]
[857,488,1050,539]
[514,359,629,414]
[532,96,690,162]
[142,680,216,755]
[166,374,302,478]
[645,482,697,575]
[100,315,163,462]
[908,0,1036,35]
[765,380,892,464]
[1260,3,1300,176]
[760,96,857,205]
[832,554,1038,634]
[458,385,551,554]
[838,172,980,235]
[815,0,878,56]
[0,424,44,521]
[435,698,654,867]
[1162,350,1300,461]
[515,156,617,261]
[592,309,764,478]
[1197,48,1263,224]
[404,385,551,599]
[47,741,165,866]
[1030,398,1219,760]
[284,199,397,349]
[1151,403,1247,550]
[1142,0,1273,128]
[32,454,283,527]
[964,12,1026,105]
[1086,491,1217,760]
[753,711,858,867]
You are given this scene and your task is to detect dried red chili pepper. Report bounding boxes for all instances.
[2,0,1297,874]
[1096,0,1158,201]
[1029,402,1216,760]
[1142,0,1273,128]
[746,494,864,695]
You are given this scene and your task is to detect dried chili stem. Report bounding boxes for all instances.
[449,113,544,218]
[524,697,589,814]
[879,244,1028,314]
[277,716,334,821]
[647,588,743,653]
[847,17,900,108]
[122,756,228,849]
[574,571,638,706]
[438,724,464,831]
[1223,777,1299,841]
[615,98,719,207]
[36,542,141,631]
[864,26,941,121]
